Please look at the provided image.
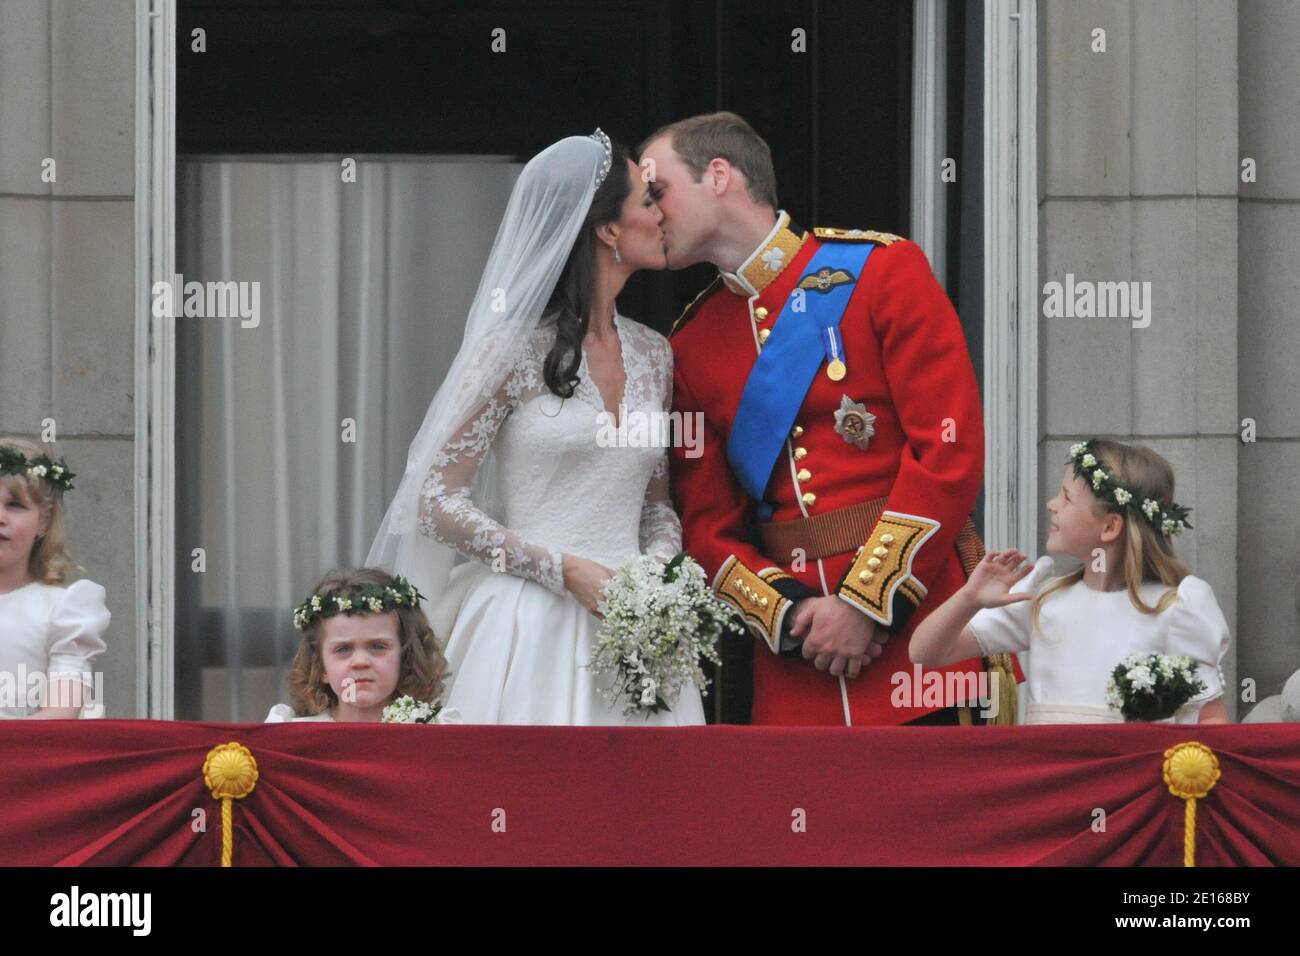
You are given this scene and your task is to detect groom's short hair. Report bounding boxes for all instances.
[640,111,779,209]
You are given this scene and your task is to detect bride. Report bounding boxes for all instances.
[367,130,705,726]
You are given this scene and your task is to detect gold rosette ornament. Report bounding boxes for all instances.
[203,742,259,867]
[1162,741,1220,867]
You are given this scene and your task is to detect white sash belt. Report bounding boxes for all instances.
[1024,702,1123,725]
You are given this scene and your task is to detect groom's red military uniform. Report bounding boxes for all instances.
[669,211,1019,726]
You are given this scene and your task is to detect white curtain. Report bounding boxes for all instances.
[175,155,522,721]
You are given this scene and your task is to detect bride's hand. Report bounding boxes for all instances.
[562,554,616,618]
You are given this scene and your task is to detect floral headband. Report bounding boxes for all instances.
[0,446,75,492]
[1067,441,1191,537]
[293,576,425,631]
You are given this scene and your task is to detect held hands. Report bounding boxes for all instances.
[563,553,616,618]
[789,596,887,679]
[962,549,1035,610]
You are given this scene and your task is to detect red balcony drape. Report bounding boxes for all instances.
[2,721,1296,866]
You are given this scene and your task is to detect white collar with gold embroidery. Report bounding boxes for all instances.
[719,210,806,297]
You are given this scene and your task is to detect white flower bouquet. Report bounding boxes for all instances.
[381,695,443,724]
[1105,652,1206,722]
[587,552,740,718]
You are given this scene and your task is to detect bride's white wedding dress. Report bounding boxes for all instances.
[418,311,705,726]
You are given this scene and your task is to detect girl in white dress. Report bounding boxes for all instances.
[367,131,704,725]
[265,567,460,723]
[0,438,109,718]
[911,439,1230,725]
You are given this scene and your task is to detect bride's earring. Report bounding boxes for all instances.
[612,242,622,263]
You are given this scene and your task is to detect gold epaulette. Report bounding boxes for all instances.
[814,227,904,245]
[670,277,722,337]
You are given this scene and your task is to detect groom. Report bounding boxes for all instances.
[639,112,1019,726]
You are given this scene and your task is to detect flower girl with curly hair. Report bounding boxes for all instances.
[266,567,459,723]
[911,439,1230,725]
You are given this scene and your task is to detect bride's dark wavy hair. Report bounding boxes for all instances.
[541,138,632,398]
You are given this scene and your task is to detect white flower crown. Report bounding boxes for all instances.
[1067,440,1191,537]
[293,575,424,631]
[0,446,75,492]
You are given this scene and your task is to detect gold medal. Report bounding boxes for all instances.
[827,358,846,381]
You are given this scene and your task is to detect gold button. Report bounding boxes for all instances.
[858,570,874,583]
[791,425,804,438]
[758,329,771,344]
[880,534,894,545]
[873,546,888,557]
[755,306,769,319]
[759,596,769,608]
[801,492,816,506]
[796,468,811,482]
[866,557,881,570]
[794,447,807,461]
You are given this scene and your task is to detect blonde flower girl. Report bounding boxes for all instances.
[911,439,1230,725]
[0,438,108,718]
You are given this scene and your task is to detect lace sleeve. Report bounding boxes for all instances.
[639,336,683,562]
[417,349,567,596]
[640,456,683,562]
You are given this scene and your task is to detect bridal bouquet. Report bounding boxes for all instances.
[1105,652,1207,722]
[587,552,740,718]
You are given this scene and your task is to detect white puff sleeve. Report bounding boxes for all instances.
[434,704,463,724]
[966,555,1056,656]
[265,703,297,723]
[1165,575,1231,704]
[46,579,109,685]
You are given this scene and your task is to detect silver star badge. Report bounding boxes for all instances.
[833,395,876,449]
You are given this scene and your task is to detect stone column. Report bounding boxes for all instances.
[0,0,138,715]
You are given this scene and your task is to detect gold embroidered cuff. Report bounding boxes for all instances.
[756,567,795,587]
[713,556,794,654]
[837,511,940,627]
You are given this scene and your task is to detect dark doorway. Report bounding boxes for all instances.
[177,0,914,331]
[174,0,930,723]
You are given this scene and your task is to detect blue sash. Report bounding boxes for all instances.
[726,241,875,516]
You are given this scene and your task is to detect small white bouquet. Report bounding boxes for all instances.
[381,695,443,724]
[1105,652,1207,722]
[587,552,741,718]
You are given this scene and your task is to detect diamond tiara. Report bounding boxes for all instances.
[590,127,613,188]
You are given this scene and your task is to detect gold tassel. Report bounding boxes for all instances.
[985,654,1018,725]
[958,525,1019,726]
[203,742,259,867]
[1163,742,1220,867]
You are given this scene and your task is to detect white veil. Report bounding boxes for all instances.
[366,132,611,621]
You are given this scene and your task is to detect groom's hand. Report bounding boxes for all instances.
[790,597,887,679]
